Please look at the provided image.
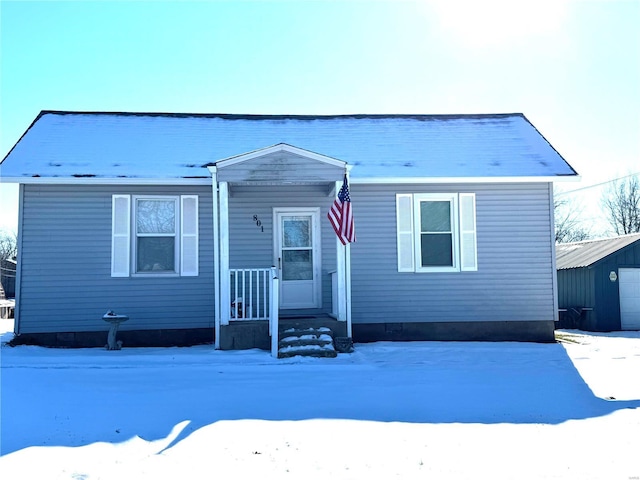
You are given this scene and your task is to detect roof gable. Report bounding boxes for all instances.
[0,111,578,183]
[214,143,346,183]
[556,233,640,270]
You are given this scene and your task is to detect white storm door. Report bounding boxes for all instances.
[274,208,321,309]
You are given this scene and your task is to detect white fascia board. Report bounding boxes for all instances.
[215,143,347,168]
[350,175,581,184]
[1,177,212,185]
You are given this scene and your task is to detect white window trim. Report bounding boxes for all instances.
[111,194,199,278]
[414,193,459,273]
[396,192,477,273]
[133,195,180,276]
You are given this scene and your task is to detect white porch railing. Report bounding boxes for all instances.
[229,268,272,320]
[228,267,279,357]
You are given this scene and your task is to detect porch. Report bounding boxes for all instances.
[207,144,354,357]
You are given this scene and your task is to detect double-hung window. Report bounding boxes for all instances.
[111,194,199,277]
[135,198,178,273]
[396,193,477,273]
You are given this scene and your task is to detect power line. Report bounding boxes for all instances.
[556,171,640,197]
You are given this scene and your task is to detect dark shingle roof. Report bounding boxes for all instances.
[0,110,578,181]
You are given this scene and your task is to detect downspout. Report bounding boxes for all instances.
[549,182,559,323]
[207,167,221,349]
[13,184,25,334]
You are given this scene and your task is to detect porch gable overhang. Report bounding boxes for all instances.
[211,143,347,184]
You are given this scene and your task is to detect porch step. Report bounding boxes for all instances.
[278,327,337,358]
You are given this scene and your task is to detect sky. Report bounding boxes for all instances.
[0,0,638,235]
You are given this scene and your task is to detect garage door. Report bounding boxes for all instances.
[619,268,640,330]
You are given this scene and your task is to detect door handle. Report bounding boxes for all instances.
[278,257,281,270]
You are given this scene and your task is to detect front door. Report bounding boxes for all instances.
[274,208,321,309]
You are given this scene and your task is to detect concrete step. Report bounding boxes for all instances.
[277,326,337,358]
[278,343,338,358]
[279,332,334,349]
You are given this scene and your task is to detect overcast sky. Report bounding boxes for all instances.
[1,0,638,234]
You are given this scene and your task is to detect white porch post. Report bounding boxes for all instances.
[270,266,279,358]
[344,169,353,337]
[207,167,221,348]
[335,180,347,322]
[345,167,353,338]
[219,181,231,326]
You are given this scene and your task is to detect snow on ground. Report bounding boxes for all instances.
[1,319,639,480]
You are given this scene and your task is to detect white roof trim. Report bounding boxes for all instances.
[1,177,212,185]
[351,175,581,184]
[1,174,580,186]
[214,143,347,169]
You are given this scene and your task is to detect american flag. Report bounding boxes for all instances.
[328,175,356,245]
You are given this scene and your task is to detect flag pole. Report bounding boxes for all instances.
[335,180,346,322]
[345,166,353,338]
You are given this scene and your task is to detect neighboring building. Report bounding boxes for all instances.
[0,258,16,299]
[556,234,640,330]
[0,111,577,350]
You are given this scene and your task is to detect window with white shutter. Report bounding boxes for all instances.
[395,192,477,273]
[111,194,199,277]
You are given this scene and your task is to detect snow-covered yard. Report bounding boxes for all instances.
[1,319,639,480]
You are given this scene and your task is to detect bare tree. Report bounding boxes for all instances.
[601,175,640,235]
[0,230,17,262]
[554,195,591,243]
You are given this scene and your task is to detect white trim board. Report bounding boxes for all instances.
[350,176,581,184]
[3,174,579,186]
[215,143,347,169]
[1,177,212,185]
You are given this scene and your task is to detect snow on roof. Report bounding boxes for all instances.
[0,111,577,182]
[556,233,640,270]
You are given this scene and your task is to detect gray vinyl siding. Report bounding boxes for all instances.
[227,184,337,313]
[17,184,214,334]
[17,181,556,334]
[349,182,556,324]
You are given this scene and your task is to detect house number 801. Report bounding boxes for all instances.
[253,215,263,232]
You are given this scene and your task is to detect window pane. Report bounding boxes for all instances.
[282,250,313,280]
[421,233,453,267]
[137,237,175,272]
[137,200,176,234]
[420,201,451,232]
[283,217,311,248]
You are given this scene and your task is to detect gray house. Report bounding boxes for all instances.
[556,234,640,331]
[0,111,577,353]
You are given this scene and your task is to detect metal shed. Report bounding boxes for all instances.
[556,233,640,331]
